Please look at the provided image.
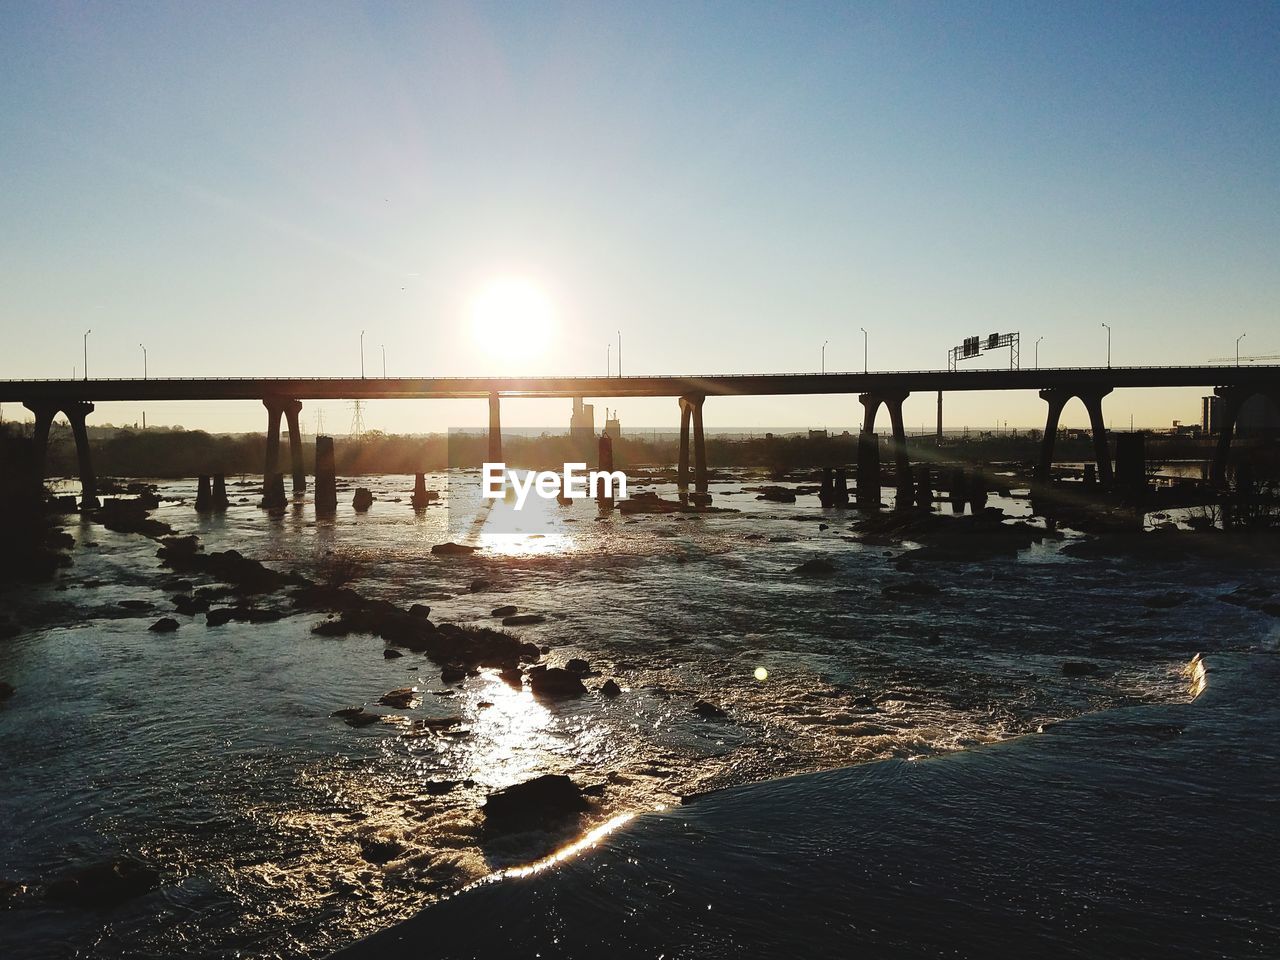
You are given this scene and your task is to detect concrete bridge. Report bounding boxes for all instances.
[4,365,1277,508]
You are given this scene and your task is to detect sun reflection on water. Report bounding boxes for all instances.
[1184,653,1207,699]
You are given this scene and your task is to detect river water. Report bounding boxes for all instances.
[0,472,1271,958]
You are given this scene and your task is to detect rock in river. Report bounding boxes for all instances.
[529,667,587,698]
[483,774,588,829]
[502,613,546,627]
[490,604,518,618]
[44,858,159,908]
[148,617,180,633]
[792,557,836,577]
[431,542,476,556]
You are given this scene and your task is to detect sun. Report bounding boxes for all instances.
[470,277,555,359]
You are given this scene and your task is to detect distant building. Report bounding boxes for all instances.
[1201,395,1222,434]
[570,397,595,438]
[603,408,621,440]
[808,429,828,440]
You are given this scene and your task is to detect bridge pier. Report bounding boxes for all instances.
[315,436,338,514]
[261,398,287,508]
[1037,387,1113,486]
[859,390,911,505]
[677,395,707,492]
[62,400,99,509]
[22,400,60,483]
[284,399,305,494]
[488,393,502,463]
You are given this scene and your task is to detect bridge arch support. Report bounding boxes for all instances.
[1037,387,1113,485]
[1210,384,1280,487]
[22,398,99,509]
[859,390,912,504]
[677,395,708,492]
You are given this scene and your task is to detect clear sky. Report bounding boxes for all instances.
[2,1,1277,435]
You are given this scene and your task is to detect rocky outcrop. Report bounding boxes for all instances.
[528,667,587,698]
[483,774,588,829]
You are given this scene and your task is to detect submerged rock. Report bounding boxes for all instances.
[0,681,14,700]
[44,858,159,908]
[882,580,942,599]
[431,542,476,556]
[1062,661,1101,677]
[600,679,622,698]
[378,687,420,709]
[483,774,588,829]
[693,700,729,720]
[490,604,518,618]
[382,648,403,659]
[502,613,545,627]
[529,667,587,698]
[357,837,405,865]
[148,617,180,633]
[564,658,591,676]
[792,558,836,577]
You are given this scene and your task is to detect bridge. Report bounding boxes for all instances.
[4,365,1277,509]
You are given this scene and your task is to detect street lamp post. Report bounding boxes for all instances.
[617,330,622,377]
[360,330,365,378]
[1101,323,1111,368]
[140,343,147,379]
[83,329,91,380]
[382,344,386,378]
[1035,336,1043,368]
[859,327,868,374]
[821,339,829,374]
[1237,332,1247,366]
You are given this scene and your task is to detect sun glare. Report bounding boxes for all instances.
[470,277,555,359]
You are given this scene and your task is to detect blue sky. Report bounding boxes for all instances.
[2,1,1277,434]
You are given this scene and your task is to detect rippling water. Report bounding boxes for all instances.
[0,472,1267,958]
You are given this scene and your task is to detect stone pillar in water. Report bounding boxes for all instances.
[411,473,431,509]
[1114,432,1147,494]
[967,469,987,514]
[819,468,834,507]
[856,431,880,508]
[915,465,932,510]
[315,436,338,515]
[950,468,967,514]
[212,474,229,511]
[834,469,849,507]
[195,475,212,512]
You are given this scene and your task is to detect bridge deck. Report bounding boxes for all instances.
[1,366,1277,403]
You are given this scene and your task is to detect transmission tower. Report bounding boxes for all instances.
[349,400,365,437]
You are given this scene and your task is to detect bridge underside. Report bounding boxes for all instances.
[7,366,1277,507]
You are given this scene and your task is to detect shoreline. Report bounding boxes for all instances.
[331,650,1280,959]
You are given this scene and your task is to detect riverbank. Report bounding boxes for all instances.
[334,650,1280,959]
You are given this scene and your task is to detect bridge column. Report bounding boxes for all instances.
[1081,388,1114,486]
[692,396,708,493]
[1036,389,1071,480]
[860,391,910,505]
[261,398,286,508]
[1210,386,1249,487]
[677,398,692,489]
[62,400,99,509]
[488,393,502,463]
[22,400,60,483]
[283,399,305,494]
